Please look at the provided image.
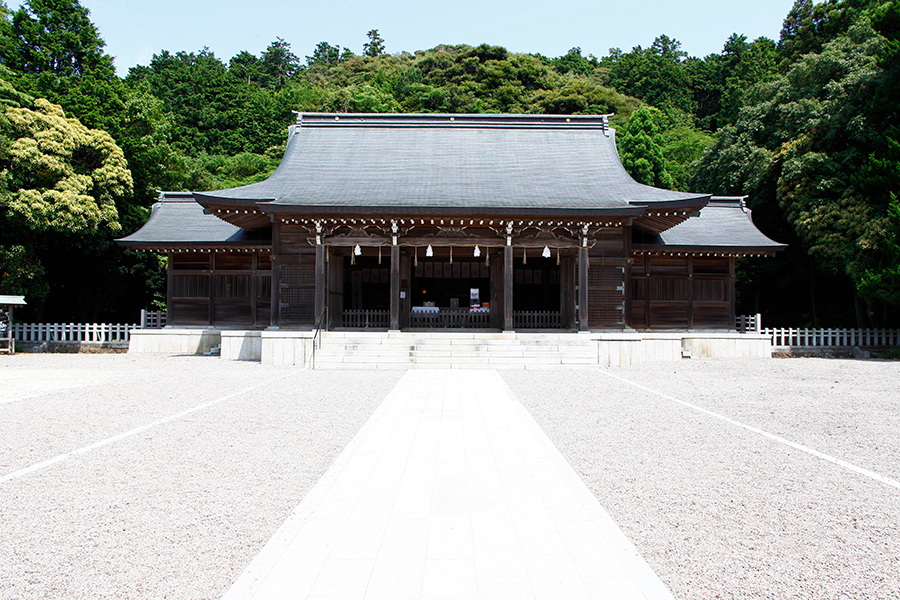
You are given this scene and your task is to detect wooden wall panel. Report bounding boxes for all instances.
[649,255,689,274]
[631,301,647,329]
[170,300,208,325]
[649,302,689,328]
[171,254,211,271]
[215,253,253,270]
[280,226,313,255]
[693,303,731,328]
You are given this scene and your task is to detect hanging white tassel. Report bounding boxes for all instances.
[426,245,433,257]
[542,246,551,258]
[473,245,481,258]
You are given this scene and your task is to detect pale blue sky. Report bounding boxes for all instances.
[11,0,798,75]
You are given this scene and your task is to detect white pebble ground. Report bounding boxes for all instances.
[503,358,900,600]
[0,354,401,600]
[2,354,898,600]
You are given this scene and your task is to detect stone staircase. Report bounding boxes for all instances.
[311,331,599,370]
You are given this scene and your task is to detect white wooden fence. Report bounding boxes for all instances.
[737,314,899,347]
[12,322,137,343]
[765,327,900,348]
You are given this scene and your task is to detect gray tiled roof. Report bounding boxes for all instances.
[639,198,786,252]
[117,193,269,247]
[194,113,709,213]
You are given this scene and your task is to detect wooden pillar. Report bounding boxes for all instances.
[560,253,575,330]
[490,252,503,329]
[400,251,411,329]
[390,244,400,330]
[208,252,215,327]
[623,225,633,329]
[687,254,694,329]
[250,252,258,328]
[328,249,344,329]
[578,247,589,331]
[729,255,736,330]
[315,244,326,327]
[269,221,281,328]
[166,252,173,326]
[503,245,514,331]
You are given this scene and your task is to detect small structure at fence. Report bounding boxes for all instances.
[140,309,167,329]
[0,295,26,354]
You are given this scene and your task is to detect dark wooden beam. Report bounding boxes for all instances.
[578,247,589,331]
[270,222,281,327]
[504,246,513,331]
[623,225,633,329]
[315,244,326,327]
[208,253,215,326]
[390,244,400,330]
[166,252,173,325]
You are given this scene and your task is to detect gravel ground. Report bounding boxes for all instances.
[0,354,401,600]
[503,358,900,600]
[3,354,899,600]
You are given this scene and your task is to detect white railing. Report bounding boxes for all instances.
[765,327,900,348]
[140,309,167,328]
[514,311,561,329]
[735,313,761,333]
[342,309,390,328]
[12,322,138,343]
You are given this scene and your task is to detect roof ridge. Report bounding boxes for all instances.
[297,112,614,130]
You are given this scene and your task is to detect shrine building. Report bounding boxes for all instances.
[119,113,784,364]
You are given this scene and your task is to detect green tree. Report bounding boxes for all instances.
[603,35,695,114]
[363,29,385,57]
[0,95,133,314]
[616,106,674,188]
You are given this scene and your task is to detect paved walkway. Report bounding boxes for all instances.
[223,370,674,600]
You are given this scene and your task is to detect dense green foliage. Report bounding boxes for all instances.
[0,0,897,326]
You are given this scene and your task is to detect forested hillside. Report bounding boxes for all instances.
[0,0,897,327]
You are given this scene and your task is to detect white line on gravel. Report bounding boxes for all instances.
[0,371,299,485]
[600,370,900,491]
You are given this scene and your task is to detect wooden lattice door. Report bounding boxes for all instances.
[587,265,625,328]
[279,264,316,324]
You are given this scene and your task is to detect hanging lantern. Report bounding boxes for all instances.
[426,245,433,257]
[542,246,551,258]
[473,245,481,258]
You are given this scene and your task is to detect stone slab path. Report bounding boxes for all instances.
[223,369,675,600]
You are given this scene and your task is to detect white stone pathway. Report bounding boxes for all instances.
[223,369,675,600]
